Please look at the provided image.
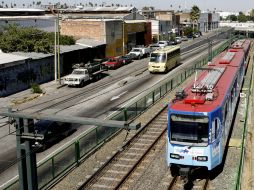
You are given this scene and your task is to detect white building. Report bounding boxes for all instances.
[218,11,239,19]
[151,20,172,40]
[0,8,56,32]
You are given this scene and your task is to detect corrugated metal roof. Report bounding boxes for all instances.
[0,50,29,64]
[0,52,28,65]
[76,39,105,48]
[0,8,45,12]
[60,44,89,53]
[0,15,56,20]
[61,6,135,12]
[11,45,88,59]
[62,13,128,20]
[12,52,52,59]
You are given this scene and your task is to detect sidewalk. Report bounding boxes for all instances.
[0,80,65,109]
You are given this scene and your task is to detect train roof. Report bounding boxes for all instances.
[231,39,250,54]
[152,45,180,54]
[170,39,251,113]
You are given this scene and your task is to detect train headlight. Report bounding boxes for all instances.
[170,153,180,159]
[197,156,208,161]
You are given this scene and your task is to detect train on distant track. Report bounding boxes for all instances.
[166,39,251,177]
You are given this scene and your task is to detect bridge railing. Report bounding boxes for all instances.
[2,39,230,190]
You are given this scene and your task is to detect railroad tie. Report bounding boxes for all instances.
[92,184,114,189]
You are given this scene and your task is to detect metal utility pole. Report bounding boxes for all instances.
[122,20,125,55]
[15,118,38,190]
[50,6,61,84]
[1,108,141,190]
[54,17,57,81]
[208,38,213,62]
[57,11,61,85]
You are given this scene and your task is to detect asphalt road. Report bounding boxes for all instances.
[0,28,231,187]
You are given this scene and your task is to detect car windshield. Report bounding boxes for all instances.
[170,114,209,146]
[72,70,85,75]
[150,53,166,63]
[132,49,140,52]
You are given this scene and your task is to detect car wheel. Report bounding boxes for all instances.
[80,80,84,87]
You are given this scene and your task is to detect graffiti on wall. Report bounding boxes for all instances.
[0,58,55,97]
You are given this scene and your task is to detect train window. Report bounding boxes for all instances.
[170,114,209,146]
[215,118,220,139]
[212,118,220,141]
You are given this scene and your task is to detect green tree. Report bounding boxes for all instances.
[0,25,75,54]
[238,12,247,22]
[183,27,193,36]
[190,5,200,32]
[226,14,237,21]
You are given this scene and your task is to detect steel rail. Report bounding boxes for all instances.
[77,107,168,190]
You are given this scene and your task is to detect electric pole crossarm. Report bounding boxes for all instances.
[0,109,141,130]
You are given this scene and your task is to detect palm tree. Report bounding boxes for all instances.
[190,5,200,33]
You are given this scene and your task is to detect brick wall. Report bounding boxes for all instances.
[60,19,104,41]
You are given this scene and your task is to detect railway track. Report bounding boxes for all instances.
[167,176,210,190]
[77,108,168,190]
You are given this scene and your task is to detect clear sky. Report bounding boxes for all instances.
[2,0,253,12]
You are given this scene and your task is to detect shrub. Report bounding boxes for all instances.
[31,83,43,94]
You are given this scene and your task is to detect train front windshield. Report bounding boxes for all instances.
[150,53,166,63]
[170,114,209,146]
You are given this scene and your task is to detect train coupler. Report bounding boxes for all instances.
[179,167,191,180]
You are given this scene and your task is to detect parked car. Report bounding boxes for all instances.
[33,120,76,151]
[64,59,108,87]
[158,41,168,47]
[181,36,188,41]
[104,57,123,69]
[175,37,182,44]
[119,55,133,65]
[149,44,160,52]
[128,48,144,59]
[193,33,200,38]
[168,40,177,45]
[126,53,137,60]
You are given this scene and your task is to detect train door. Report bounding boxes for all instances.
[211,117,221,166]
